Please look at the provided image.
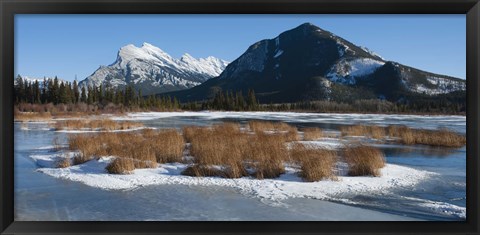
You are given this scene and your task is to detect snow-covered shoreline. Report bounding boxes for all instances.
[31,152,465,219]
[31,150,431,202]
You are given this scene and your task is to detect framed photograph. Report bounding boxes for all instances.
[1,0,479,234]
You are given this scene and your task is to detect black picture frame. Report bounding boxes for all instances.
[1,0,479,234]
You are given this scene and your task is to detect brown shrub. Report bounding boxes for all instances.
[303,127,323,141]
[289,143,337,181]
[343,145,385,177]
[105,158,135,174]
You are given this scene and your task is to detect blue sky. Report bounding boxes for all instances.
[15,14,466,81]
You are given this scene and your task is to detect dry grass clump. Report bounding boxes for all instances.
[248,120,275,132]
[148,129,185,163]
[189,124,248,178]
[68,134,100,164]
[387,125,466,148]
[341,124,465,148]
[248,120,295,132]
[281,128,300,142]
[341,125,385,139]
[181,165,227,178]
[302,127,323,141]
[251,121,300,142]
[212,122,242,134]
[54,119,143,131]
[246,133,288,179]
[342,145,385,177]
[369,126,386,139]
[105,157,135,174]
[67,127,187,173]
[14,111,52,122]
[182,126,205,143]
[133,159,158,169]
[185,122,291,179]
[68,129,185,169]
[289,143,337,181]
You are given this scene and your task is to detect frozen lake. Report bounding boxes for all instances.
[15,111,466,221]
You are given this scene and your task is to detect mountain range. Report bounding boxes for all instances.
[78,42,229,95]
[162,23,465,104]
[20,22,466,105]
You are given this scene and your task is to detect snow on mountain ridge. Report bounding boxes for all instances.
[360,46,386,60]
[326,58,385,85]
[80,42,229,95]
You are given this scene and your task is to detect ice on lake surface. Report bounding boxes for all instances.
[15,112,466,221]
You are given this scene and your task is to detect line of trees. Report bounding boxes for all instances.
[14,75,464,115]
[14,75,181,111]
[201,89,259,111]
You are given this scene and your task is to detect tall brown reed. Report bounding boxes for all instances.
[289,143,337,181]
[343,145,385,177]
[302,127,323,141]
[246,132,288,179]
[105,157,135,174]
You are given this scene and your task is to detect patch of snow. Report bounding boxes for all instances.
[326,58,385,84]
[360,46,385,60]
[402,75,466,95]
[274,50,284,58]
[399,196,466,219]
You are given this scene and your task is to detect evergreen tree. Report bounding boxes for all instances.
[80,86,87,103]
[87,86,93,105]
[73,80,80,103]
[14,75,24,103]
[33,80,41,103]
[247,89,258,110]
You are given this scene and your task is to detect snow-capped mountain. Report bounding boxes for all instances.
[166,23,465,103]
[79,43,229,95]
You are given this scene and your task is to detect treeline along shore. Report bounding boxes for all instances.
[14,76,465,116]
